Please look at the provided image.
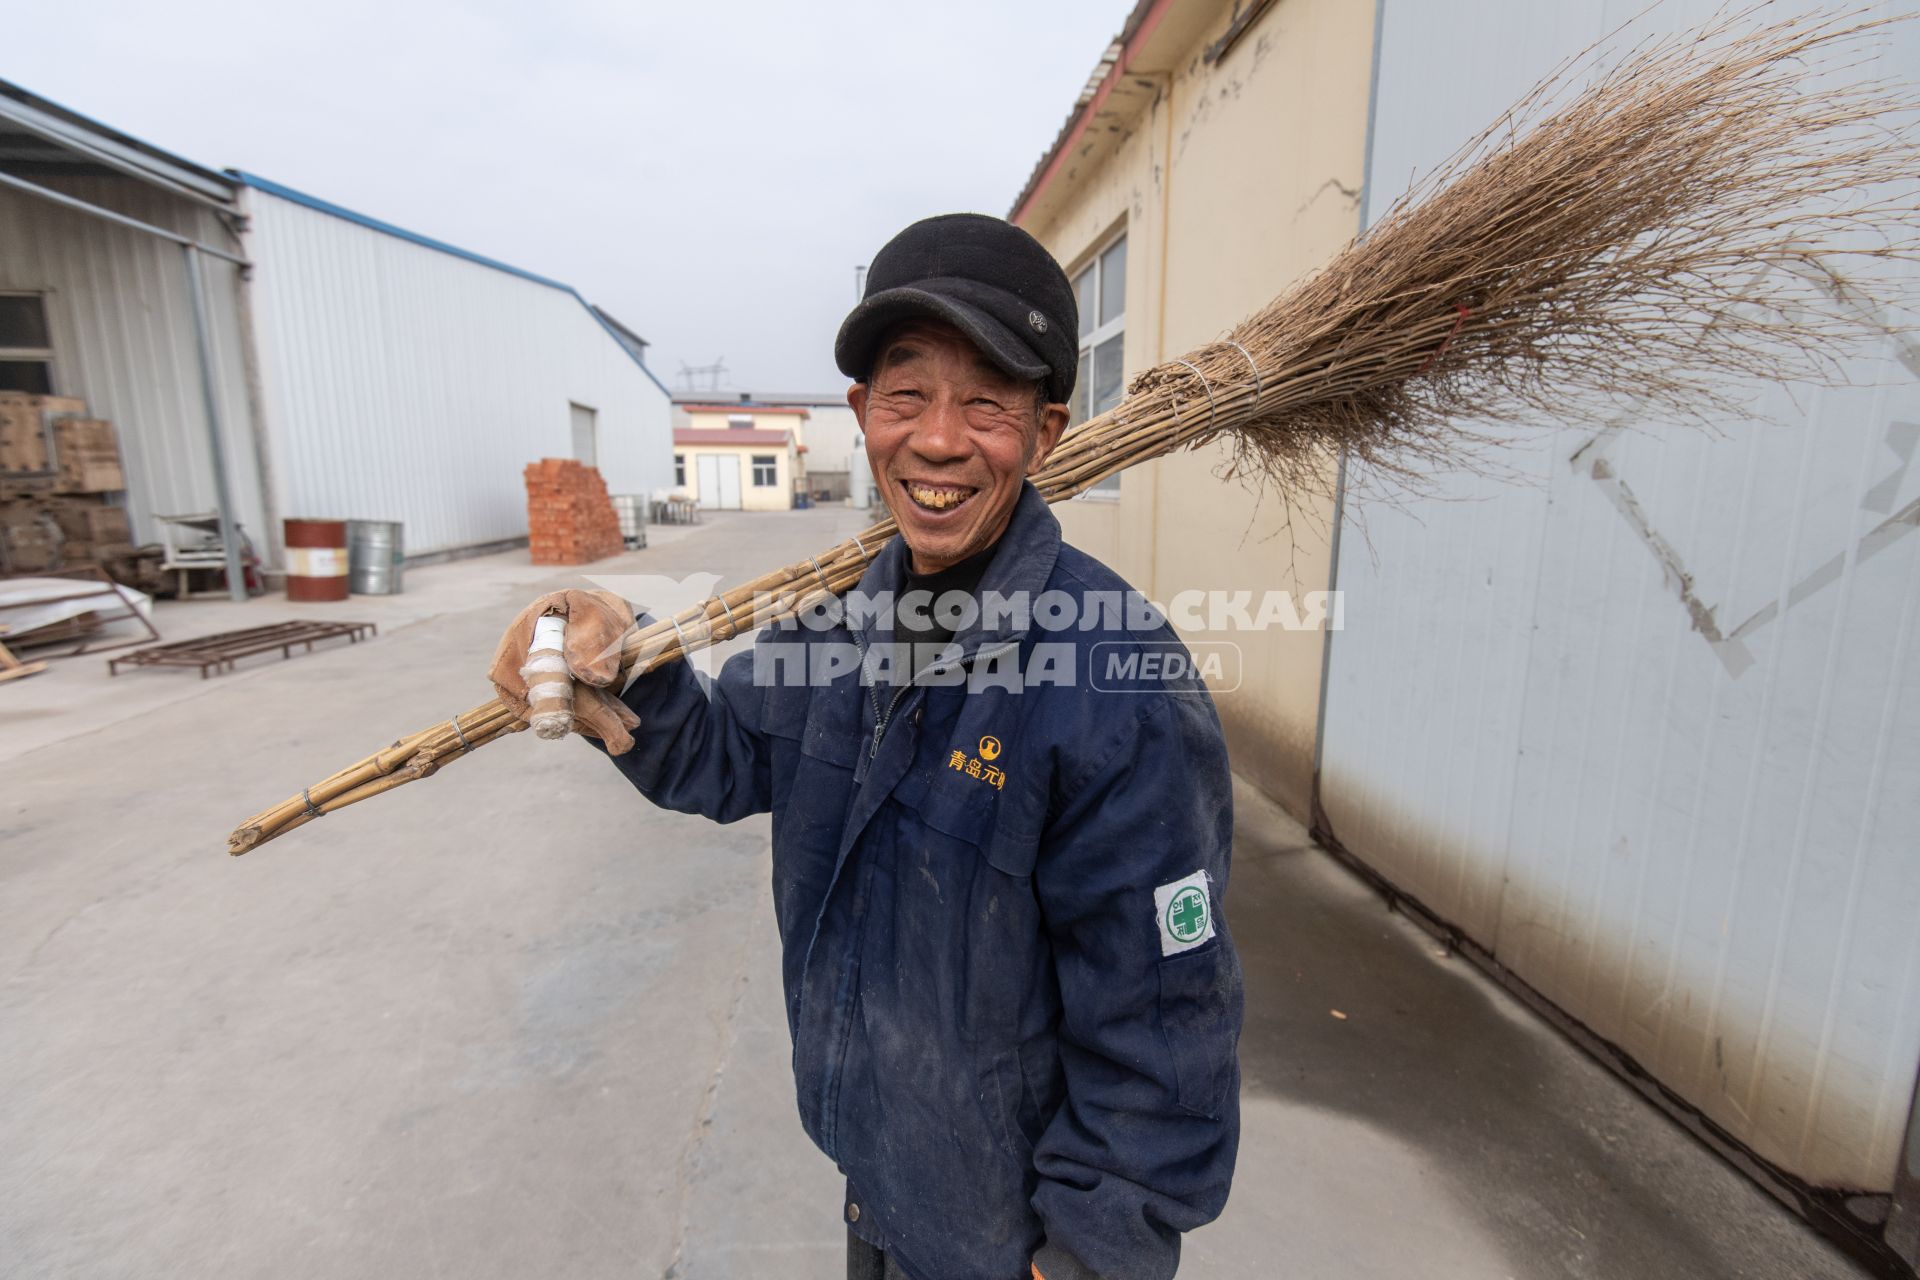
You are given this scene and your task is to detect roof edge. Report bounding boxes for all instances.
[591,305,649,352]
[680,403,811,416]
[1007,0,1175,226]
[671,390,852,407]
[0,78,238,207]
[673,427,794,445]
[232,170,576,290]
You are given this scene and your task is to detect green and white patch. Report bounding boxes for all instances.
[1153,869,1215,956]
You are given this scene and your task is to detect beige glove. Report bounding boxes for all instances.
[488,589,641,754]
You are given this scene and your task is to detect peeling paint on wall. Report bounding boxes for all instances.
[1574,408,1920,678]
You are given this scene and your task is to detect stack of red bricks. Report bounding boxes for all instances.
[524,458,624,565]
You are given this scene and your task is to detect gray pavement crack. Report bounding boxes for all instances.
[659,846,771,1280]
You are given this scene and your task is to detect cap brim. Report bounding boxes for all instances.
[835,286,1051,386]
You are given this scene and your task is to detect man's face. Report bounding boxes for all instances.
[850,320,1069,575]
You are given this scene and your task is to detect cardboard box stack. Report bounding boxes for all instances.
[54,419,125,493]
[525,457,623,565]
[0,394,85,476]
[0,392,137,576]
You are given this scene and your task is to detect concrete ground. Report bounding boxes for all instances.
[0,507,1868,1279]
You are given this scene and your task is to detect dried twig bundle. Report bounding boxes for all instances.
[229,9,1920,855]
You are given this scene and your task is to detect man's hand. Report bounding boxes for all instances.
[488,589,641,754]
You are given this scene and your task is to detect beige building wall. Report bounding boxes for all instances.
[676,443,794,512]
[685,408,808,490]
[1015,0,1376,820]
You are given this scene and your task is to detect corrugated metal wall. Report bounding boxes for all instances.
[1319,0,1920,1191]
[241,187,672,559]
[0,176,266,549]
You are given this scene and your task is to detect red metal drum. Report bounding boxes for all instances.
[284,518,349,602]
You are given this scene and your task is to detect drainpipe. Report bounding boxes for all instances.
[230,190,283,573]
[181,244,249,603]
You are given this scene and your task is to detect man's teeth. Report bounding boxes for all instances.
[906,483,975,510]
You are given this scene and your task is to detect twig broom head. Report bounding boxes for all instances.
[1097,6,1920,511]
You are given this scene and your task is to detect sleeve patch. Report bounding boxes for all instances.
[1153,869,1216,956]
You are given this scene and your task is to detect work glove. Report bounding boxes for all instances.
[488,589,642,754]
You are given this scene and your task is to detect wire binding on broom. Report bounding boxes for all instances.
[229,8,1920,855]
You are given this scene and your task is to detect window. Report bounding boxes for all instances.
[1069,235,1126,496]
[0,294,54,395]
[673,453,686,487]
[751,454,778,487]
[728,414,754,430]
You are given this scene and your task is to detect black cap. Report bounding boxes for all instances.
[836,213,1078,404]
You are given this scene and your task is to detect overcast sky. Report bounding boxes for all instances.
[7,0,1126,393]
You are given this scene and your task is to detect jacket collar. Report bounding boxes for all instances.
[848,480,1061,661]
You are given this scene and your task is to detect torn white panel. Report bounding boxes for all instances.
[0,576,152,642]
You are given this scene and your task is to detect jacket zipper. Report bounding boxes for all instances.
[870,684,910,762]
[854,632,1019,762]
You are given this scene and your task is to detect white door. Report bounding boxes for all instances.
[697,455,742,509]
[569,403,597,468]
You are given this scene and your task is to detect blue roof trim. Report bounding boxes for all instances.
[231,169,668,396]
[232,170,574,288]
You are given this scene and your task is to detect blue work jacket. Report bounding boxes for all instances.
[605,482,1242,1280]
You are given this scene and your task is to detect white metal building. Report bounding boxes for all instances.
[239,174,672,559]
[1315,0,1920,1254]
[0,79,672,587]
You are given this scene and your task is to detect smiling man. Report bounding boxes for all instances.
[856,314,1064,574]
[491,214,1242,1280]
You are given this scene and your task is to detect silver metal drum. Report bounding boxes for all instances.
[347,520,404,594]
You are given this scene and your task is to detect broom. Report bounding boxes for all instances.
[229,8,1920,855]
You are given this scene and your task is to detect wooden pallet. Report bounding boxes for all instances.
[107,620,376,679]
